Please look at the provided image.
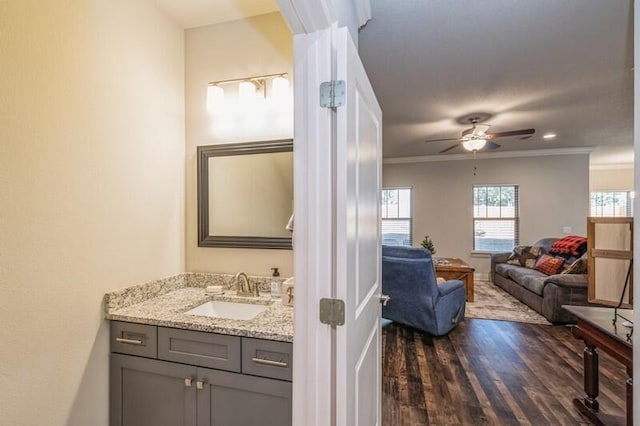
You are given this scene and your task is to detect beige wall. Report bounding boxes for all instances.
[383,154,590,275]
[0,1,185,425]
[590,167,634,191]
[185,13,294,276]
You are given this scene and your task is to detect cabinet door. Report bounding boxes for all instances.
[110,353,197,426]
[196,368,292,426]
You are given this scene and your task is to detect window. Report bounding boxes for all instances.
[381,188,412,246]
[590,191,633,217]
[473,185,519,252]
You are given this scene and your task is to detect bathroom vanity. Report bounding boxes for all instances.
[104,273,293,426]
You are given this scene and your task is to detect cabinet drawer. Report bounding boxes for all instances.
[242,338,292,381]
[158,327,241,372]
[111,321,157,358]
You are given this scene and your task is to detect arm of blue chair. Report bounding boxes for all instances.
[437,279,464,297]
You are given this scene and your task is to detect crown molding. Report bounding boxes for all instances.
[590,163,634,171]
[354,0,372,28]
[276,0,337,35]
[383,147,595,164]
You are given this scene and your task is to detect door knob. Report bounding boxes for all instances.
[379,294,391,306]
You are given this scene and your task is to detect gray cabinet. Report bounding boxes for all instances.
[110,322,292,426]
[242,337,293,381]
[110,354,197,426]
[111,321,157,358]
[158,327,241,372]
[197,368,292,426]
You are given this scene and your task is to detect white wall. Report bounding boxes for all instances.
[590,167,634,191]
[185,13,294,276]
[383,154,590,274]
[0,1,185,425]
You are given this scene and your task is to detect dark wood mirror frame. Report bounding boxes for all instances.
[197,139,293,249]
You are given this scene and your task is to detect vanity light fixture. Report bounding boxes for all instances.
[238,81,257,101]
[543,133,557,139]
[206,85,225,113]
[206,73,289,110]
[271,76,290,100]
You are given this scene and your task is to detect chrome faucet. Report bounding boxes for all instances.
[235,272,259,297]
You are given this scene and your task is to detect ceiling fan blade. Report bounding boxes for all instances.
[486,128,535,139]
[439,143,461,154]
[486,141,501,150]
[425,137,463,144]
[472,124,491,135]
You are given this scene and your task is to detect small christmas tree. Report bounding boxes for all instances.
[421,235,436,255]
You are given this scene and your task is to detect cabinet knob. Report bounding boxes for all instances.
[196,379,206,390]
[184,378,193,388]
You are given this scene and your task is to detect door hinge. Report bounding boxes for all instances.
[319,80,345,108]
[319,298,345,326]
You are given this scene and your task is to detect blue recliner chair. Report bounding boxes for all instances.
[382,246,466,336]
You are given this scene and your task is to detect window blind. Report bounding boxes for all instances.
[473,185,519,251]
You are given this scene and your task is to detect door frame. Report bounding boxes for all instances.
[275,1,373,425]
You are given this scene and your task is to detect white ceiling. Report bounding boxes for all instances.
[359,0,634,165]
[153,0,278,29]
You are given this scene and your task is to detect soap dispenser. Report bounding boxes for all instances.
[270,267,281,298]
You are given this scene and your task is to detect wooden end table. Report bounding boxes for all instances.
[434,258,475,302]
[563,305,633,426]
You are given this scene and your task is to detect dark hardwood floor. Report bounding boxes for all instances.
[382,319,627,425]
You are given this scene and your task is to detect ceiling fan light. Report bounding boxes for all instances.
[462,139,487,151]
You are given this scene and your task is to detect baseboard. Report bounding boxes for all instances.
[475,272,490,282]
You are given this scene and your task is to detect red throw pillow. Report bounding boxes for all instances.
[534,254,565,275]
[549,235,587,257]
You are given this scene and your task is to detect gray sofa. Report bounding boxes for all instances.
[490,237,590,323]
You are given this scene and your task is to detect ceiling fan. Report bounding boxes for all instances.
[425,117,535,154]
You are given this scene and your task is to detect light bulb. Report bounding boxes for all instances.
[462,139,487,151]
[271,76,290,99]
[206,85,224,113]
[238,81,257,101]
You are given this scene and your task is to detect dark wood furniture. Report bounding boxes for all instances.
[435,258,475,302]
[563,305,633,426]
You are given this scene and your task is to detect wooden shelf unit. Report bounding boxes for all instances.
[587,217,633,308]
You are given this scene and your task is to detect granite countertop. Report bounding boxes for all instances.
[104,273,293,343]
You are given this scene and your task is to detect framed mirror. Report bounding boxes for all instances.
[197,139,293,249]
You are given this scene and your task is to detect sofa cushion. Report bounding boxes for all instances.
[531,238,559,253]
[562,253,588,274]
[534,254,565,275]
[544,273,588,288]
[507,245,543,268]
[520,275,547,296]
[495,263,520,278]
[549,235,587,257]
[506,265,547,283]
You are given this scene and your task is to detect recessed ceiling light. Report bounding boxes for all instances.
[543,133,557,139]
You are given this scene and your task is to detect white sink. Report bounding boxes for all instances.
[185,300,268,321]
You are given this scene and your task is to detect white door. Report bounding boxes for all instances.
[334,26,383,426]
[288,22,382,426]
